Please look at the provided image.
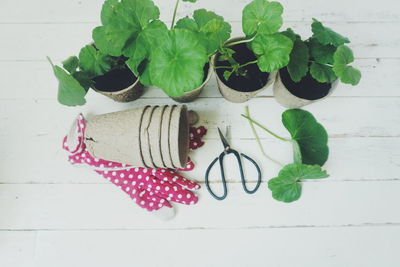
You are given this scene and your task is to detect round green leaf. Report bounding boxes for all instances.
[251,33,293,72]
[62,56,79,74]
[282,109,329,166]
[242,0,283,36]
[148,29,208,97]
[78,45,113,77]
[268,163,329,203]
[333,45,361,85]
[310,62,337,83]
[311,18,350,47]
[287,39,309,82]
[308,38,335,65]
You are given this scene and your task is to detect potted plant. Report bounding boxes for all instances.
[92,0,231,103]
[48,44,142,106]
[274,19,362,108]
[213,0,293,103]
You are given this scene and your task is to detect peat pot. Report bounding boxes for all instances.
[84,105,190,169]
[213,37,276,103]
[92,67,144,102]
[273,68,339,108]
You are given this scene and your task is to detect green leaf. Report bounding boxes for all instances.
[281,28,300,42]
[124,20,168,76]
[251,33,293,72]
[78,45,113,77]
[310,62,337,83]
[148,29,208,97]
[62,56,79,74]
[176,9,231,55]
[282,109,329,166]
[333,45,361,85]
[223,70,233,81]
[72,71,93,91]
[182,0,197,2]
[287,39,309,82]
[308,38,336,64]
[48,58,87,106]
[93,0,160,56]
[100,0,120,25]
[311,18,350,47]
[242,0,283,36]
[268,163,329,202]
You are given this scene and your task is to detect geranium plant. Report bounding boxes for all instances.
[216,0,293,81]
[242,108,330,203]
[282,19,361,85]
[48,45,119,106]
[93,0,232,99]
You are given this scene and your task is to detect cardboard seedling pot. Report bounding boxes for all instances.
[171,61,213,103]
[160,106,175,168]
[169,105,189,169]
[92,79,144,103]
[273,71,339,108]
[148,105,167,168]
[140,105,158,168]
[85,106,148,166]
[213,37,276,103]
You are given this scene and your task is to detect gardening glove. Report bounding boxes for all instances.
[62,114,206,214]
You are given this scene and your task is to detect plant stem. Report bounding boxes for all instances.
[225,36,255,47]
[241,114,290,142]
[238,60,258,68]
[171,0,180,29]
[244,106,284,167]
[214,65,234,70]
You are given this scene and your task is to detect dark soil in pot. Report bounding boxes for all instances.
[92,67,137,92]
[279,67,332,100]
[215,43,269,92]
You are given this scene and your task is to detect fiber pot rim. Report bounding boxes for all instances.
[273,70,339,108]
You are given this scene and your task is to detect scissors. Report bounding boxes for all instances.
[205,127,262,200]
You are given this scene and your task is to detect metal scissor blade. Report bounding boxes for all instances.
[217,127,231,150]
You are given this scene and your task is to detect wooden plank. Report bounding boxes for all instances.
[0,136,399,184]
[1,58,398,99]
[0,22,398,61]
[0,231,36,267]
[0,0,398,23]
[1,181,399,229]
[30,227,400,267]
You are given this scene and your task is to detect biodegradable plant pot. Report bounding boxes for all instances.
[273,68,339,108]
[160,106,175,168]
[85,106,148,166]
[169,105,189,169]
[148,106,167,168]
[140,105,158,168]
[92,68,144,102]
[213,37,276,103]
[171,63,213,103]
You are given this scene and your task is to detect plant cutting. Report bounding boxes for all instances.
[242,108,330,202]
[214,0,293,103]
[93,0,232,102]
[274,19,362,108]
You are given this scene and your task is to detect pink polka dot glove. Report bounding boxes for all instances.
[62,114,207,214]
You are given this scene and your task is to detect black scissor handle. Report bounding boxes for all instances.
[205,155,228,200]
[239,152,262,194]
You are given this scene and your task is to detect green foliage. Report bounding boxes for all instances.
[308,38,335,65]
[78,45,114,77]
[268,164,329,202]
[242,0,283,36]
[251,33,293,72]
[182,0,197,2]
[148,29,208,97]
[175,9,231,55]
[62,56,79,74]
[287,39,309,82]
[310,62,337,83]
[333,45,362,85]
[311,18,350,47]
[282,109,329,166]
[48,57,88,106]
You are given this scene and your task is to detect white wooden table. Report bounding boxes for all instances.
[1,0,399,266]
